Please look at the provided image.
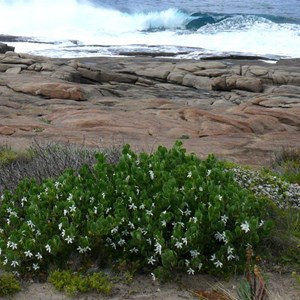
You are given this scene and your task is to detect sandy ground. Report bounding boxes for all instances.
[1,272,299,300]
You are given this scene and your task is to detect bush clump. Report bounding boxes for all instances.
[0,141,272,278]
[0,273,21,296]
[48,270,112,296]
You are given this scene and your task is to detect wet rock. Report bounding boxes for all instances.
[0,43,14,54]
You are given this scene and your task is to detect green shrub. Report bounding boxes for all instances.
[48,270,112,296]
[0,141,272,278]
[0,273,21,296]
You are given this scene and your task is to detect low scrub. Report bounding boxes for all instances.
[0,141,273,279]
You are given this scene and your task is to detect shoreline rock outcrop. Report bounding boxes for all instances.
[0,51,299,166]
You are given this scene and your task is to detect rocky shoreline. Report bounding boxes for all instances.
[0,48,299,166]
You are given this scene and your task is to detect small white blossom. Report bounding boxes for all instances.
[58,223,63,230]
[129,203,137,210]
[63,209,68,216]
[36,252,42,260]
[33,263,39,270]
[189,217,198,223]
[45,244,51,253]
[65,236,74,244]
[8,241,17,250]
[187,268,195,275]
[154,241,162,255]
[151,272,156,281]
[129,247,138,253]
[221,215,229,225]
[127,153,132,159]
[139,203,145,210]
[146,210,153,216]
[146,238,152,245]
[227,246,234,254]
[69,204,76,212]
[214,260,223,268]
[24,250,33,258]
[241,221,250,233]
[199,186,203,192]
[3,257,8,265]
[187,171,192,178]
[61,229,66,238]
[11,260,19,268]
[149,170,154,180]
[218,195,223,201]
[227,254,235,261]
[161,220,167,227]
[54,181,60,189]
[259,220,265,227]
[198,262,203,270]
[190,250,200,258]
[182,237,188,245]
[207,169,211,176]
[148,256,156,265]
[185,259,190,267]
[175,241,183,249]
[128,221,135,229]
[111,226,119,234]
[210,254,216,261]
[93,207,98,214]
[67,193,73,201]
[118,239,126,246]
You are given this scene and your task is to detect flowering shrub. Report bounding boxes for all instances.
[0,141,272,278]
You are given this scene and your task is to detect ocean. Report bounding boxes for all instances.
[0,0,300,59]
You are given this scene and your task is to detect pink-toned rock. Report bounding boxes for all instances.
[0,126,16,135]
[8,82,86,101]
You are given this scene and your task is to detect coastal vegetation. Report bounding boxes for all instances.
[0,141,299,298]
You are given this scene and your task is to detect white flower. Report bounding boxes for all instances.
[129,203,137,210]
[154,241,162,255]
[190,250,200,258]
[122,229,129,236]
[146,238,152,245]
[111,226,119,234]
[45,244,51,253]
[146,210,153,216]
[3,257,8,265]
[129,247,138,253]
[184,209,191,216]
[65,236,74,244]
[128,221,135,229]
[9,242,17,250]
[214,260,223,268]
[148,256,156,265]
[185,259,190,267]
[127,153,132,159]
[24,250,33,258]
[11,260,19,268]
[58,223,63,230]
[187,171,192,178]
[33,263,39,270]
[187,268,195,275]
[54,181,60,189]
[199,186,203,192]
[102,192,105,199]
[259,220,265,227]
[214,231,226,242]
[218,195,223,201]
[227,246,234,254]
[61,229,66,238]
[175,241,183,249]
[67,193,73,201]
[189,217,198,224]
[207,169,211,176]
[221,215,229,225]
[69,204,76,212]
[241,221,250,233]
[149,170,154,180]
[210,254,216,261]
[198,262,203,270]
[63,209,68,216]
[151,273,156,281]
[93,207,98,214]
[36,252,42,260]
[182,237,188,245]
[227,254,235,261]
[139,204,145,210]
[21,196,27,207]
[161,220,167,227]
[118,239,126,246]
[77,246,85,254]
